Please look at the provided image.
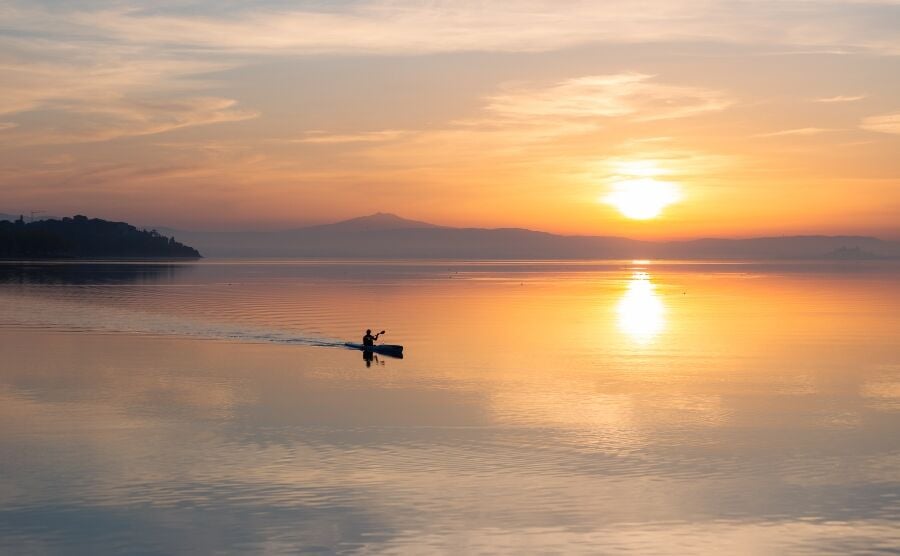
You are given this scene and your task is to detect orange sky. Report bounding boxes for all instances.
[1,1,899,238]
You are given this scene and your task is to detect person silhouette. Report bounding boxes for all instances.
[362,329,383,347]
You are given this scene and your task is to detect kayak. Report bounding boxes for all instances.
[345,343,404,358]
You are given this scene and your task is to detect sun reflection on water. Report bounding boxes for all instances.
[617,271,666,344]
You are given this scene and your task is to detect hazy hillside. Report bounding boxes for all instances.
[165,213,900,260]
[302,212,439,233]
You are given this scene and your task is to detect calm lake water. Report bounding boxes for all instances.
[0,260,898,555]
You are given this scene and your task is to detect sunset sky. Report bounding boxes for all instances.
[1,0,899,238]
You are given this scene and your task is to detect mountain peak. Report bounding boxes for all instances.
[307,212,439,232]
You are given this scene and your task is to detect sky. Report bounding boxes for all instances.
[1,0,899,238]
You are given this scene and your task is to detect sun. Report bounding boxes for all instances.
[599,160,682,220]
[604,178,681,219]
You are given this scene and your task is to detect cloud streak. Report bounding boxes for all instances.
[860,112,900,134]
[1,94,257,146]
[754,127,836,138]
[349,73,738,202]
[5,1,900,56]
[815,95,867,103]
[294,130,409,144]
[486,74,732,122]
[0,37,255,145]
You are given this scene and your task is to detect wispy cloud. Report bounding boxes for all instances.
[348,73,738,198]
[294,130,409,144]
[860,112,900,134]
[754,127,836,137]
[307,73,731,169]
[4,1,900,56]
[0,38,255,145]
[814,94,867,103]
[0,37,228,115]
[2,95,257,146]
[486,74,732,122]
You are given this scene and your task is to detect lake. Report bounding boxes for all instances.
[1,260,898,554]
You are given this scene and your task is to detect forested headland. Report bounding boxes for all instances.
[0,215,201,259]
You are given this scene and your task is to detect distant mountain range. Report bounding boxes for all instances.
[160,212,900,260]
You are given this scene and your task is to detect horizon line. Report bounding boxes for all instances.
[5,211,898,243]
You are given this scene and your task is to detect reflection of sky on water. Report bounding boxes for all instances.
[1,261,899,554]
[617,271,666,344]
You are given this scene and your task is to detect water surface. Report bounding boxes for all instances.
[1,260,898,554]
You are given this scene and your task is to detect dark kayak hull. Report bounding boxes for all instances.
[345,343,404,358]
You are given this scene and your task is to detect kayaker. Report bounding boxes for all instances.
[363,329,383,347]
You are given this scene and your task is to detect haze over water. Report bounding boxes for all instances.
[0,260,898,554]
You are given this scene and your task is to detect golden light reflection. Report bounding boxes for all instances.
[617,272,666,343]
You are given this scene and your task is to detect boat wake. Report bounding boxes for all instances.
[0,292,347,349]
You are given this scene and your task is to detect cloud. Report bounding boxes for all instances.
[0,122,18,131]
[754,127,836,137]
[486,74,732,122]
[0,3,886,148]
[0,37,255,145]
[814,95,867,103]
[294,130,409,144]
[4,1,900,56]
[0,36,228,115]
[77,97,255,137]
[371,74,730,158]
[300,73,729,174]
[2,96,257,146]
[860,112,900,134]
[348,74,736,195]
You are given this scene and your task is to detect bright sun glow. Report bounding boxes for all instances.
[600,160,682,220]
[617,272,666,343]
[604,178,681,220]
